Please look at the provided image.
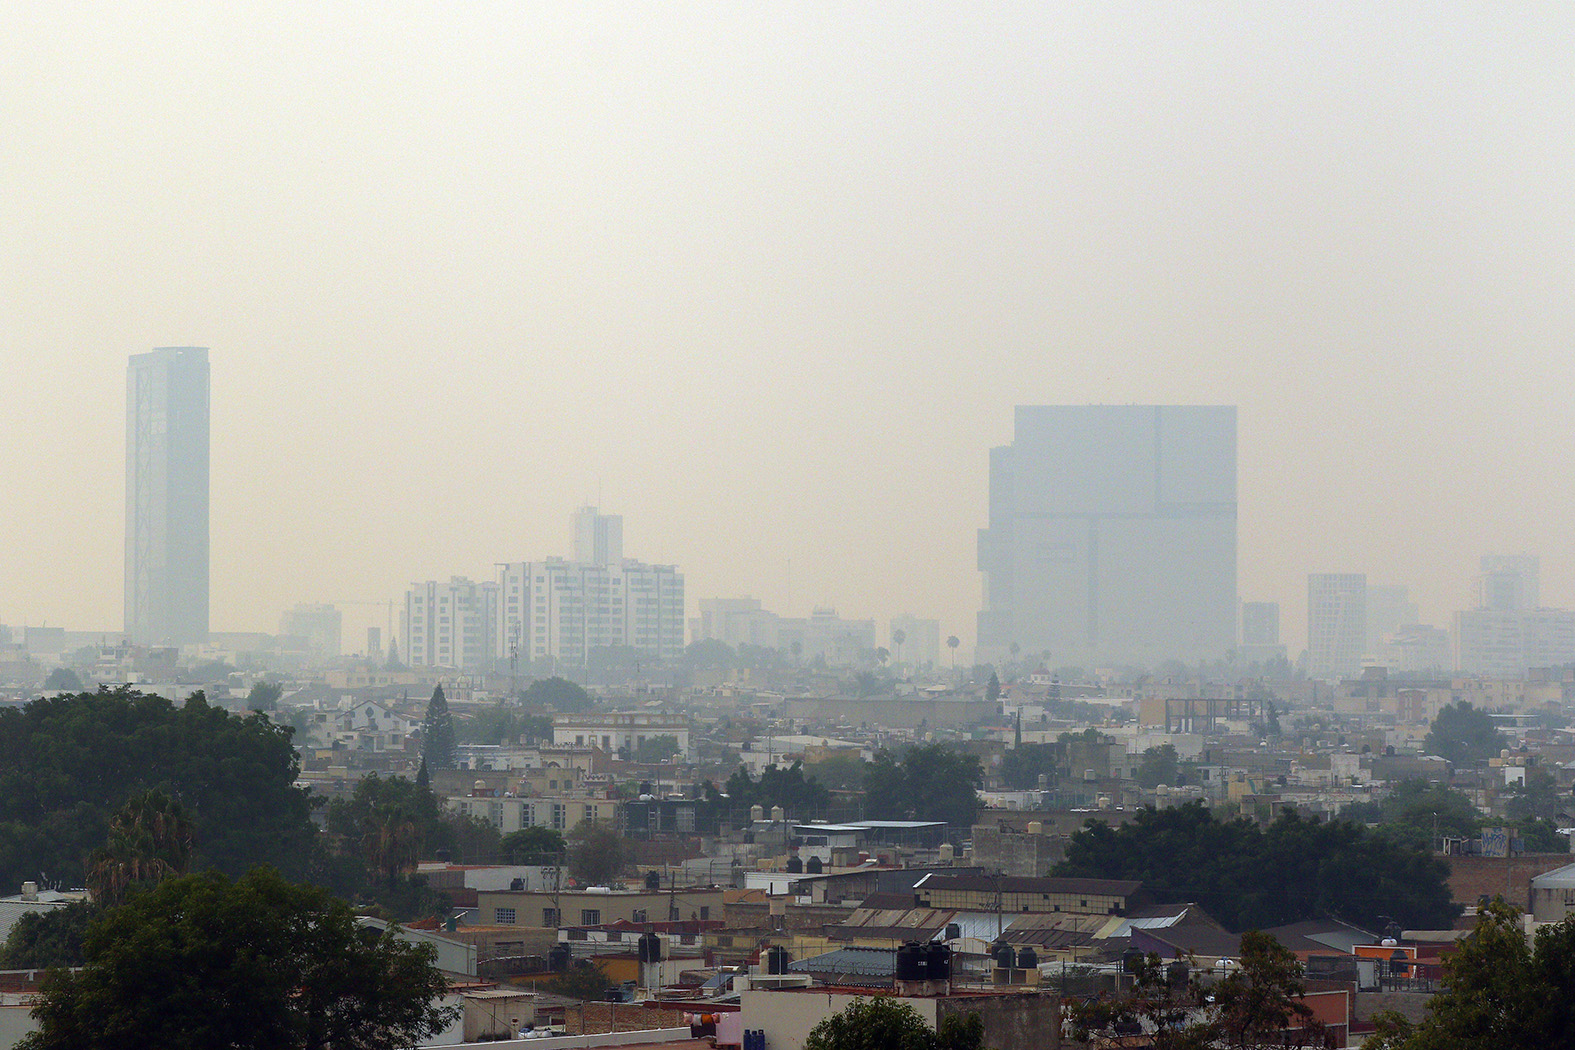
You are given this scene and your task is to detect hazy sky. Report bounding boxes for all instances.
[4,4,1574,656]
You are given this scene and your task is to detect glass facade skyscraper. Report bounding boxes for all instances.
[125,347,210,646]
[977,405,1238,667]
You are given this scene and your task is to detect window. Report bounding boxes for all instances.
[543,908,558,926]
[580,909,600,926]
[699,906,710,920]
[495,907,517,924]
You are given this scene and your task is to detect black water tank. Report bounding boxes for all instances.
[766,945,790,975]
[638,932,663,963]
[1167,961,1189,988]
[548,944,571,972]
[1016,947,1038,970]
[895,942,928,982]
[785,856,803,874]
[926,941,951,981]
[510,877,525,891]
[806,855,823,874]
[645,870,662,890]
[990,938,1014,969]
[1122,946,1145,974]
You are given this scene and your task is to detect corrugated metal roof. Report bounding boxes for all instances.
[914,873,1143,897]
[1532,863,1575,889]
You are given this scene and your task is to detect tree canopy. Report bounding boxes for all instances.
[1054,803,1459,932]
[0,688,316,890]
[1366,897,1575,1050]
[1135,744,1181,789]
[1069,931,1322,1048]
[724,761,832,819]
[566,821,625,886]
[864,744,982,828]
[1424,702,1507,765]
[519,676,595,712]
[501,826,566,864]
[0,901,95,969]
[18,867,456,1050]
[804,996,984,1050]
[1000,742,1061,790]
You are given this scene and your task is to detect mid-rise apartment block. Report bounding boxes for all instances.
[495,558,684,668]
[403,577,499,671]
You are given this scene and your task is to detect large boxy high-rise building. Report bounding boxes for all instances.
[977,405,1237,667]
[125,347,210,646]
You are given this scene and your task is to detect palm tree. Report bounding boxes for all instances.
[363,804,423,888]
[891,629,906,669]
[86,789,195,905]
[947,635,960,671]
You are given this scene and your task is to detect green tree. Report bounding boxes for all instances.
[1365,896,1575,1050]
[1070,931,1321,1048]
[18,868,456,1050]
[0,901,96,969]
[682,638,736,669]
[1506,766,1564,824]
[567,821,625,886]
[501,826,565,863]
[985,673,1001,704]
[246,680,283,712]
[803,751,866,792]
[804,996,943,1050]
[724,761,832,819]
[546,960,612,1002]
[520,676,595,713]
[0,688,315,890]
[1056,803,1458,932]
[42,668,83,692]
[1424,702,1507,765]
[420,686,457,770]
[864,744,982,828]
[1000,742,1061,790]
[85,789,194,905]
[1367,779,1480,851]
[1136,744,1181,789]
[635,734,682,762]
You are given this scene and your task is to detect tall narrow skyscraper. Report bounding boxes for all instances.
[125,347,210,646]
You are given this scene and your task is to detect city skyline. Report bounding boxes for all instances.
[6,7,1575,655]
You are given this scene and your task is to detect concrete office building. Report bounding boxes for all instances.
[977,405,1237,667]
[1239,601,1286,666]
[1307,574,1367,679]
[279,603,343,659]
[572,505,623,568]
[125,347,210,646]
[1456,554,1574,676]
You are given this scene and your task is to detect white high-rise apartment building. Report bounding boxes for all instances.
[1307,574,1367,679]
[404,577,499,670]
[496,559,684,667]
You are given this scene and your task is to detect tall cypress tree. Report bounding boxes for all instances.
[421,686,457,771]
